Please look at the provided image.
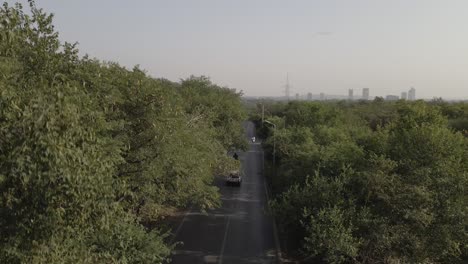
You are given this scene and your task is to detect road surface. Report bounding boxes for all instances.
[170,121,280,264]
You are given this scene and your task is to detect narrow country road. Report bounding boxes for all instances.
[170,121,280,264]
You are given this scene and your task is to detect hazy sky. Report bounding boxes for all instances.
[18,0,468,99]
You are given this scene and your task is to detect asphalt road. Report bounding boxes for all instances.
[170,121,280,264]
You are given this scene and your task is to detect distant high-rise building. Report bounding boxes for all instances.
[362,88,369,100]
[386,95,399,101]
[401,92,408,100]
[348,89,354,100]
[295,93,299,100]
[307,92,312,101]
[408,87,416,100]
[320,93,325,100]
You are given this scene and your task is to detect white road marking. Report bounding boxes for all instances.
[218,216,231,264]
[170,206,192,244]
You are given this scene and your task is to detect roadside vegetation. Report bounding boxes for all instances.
[0,1,245,263]
[252,99,468,263]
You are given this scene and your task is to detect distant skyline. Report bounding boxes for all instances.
[277,87,418,101]
[14,0,468,99]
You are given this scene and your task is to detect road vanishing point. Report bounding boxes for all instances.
[171,121,281,264]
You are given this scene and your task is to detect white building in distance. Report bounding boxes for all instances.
[408,87,416,100]
[401,92,408,100]
[362,88,369,100]
[320,93,325,100]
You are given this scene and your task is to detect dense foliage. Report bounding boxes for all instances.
[0,2,245,263]
[254,99,468,263]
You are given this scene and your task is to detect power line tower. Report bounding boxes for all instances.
[284,73,291,101]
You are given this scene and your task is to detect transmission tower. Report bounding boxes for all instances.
[284,73,291,101]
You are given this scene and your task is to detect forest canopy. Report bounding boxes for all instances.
[0,1,246,263]
[252,99,468,264]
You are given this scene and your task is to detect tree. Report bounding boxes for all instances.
[260,100,468,263]
[1,2,247,262]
